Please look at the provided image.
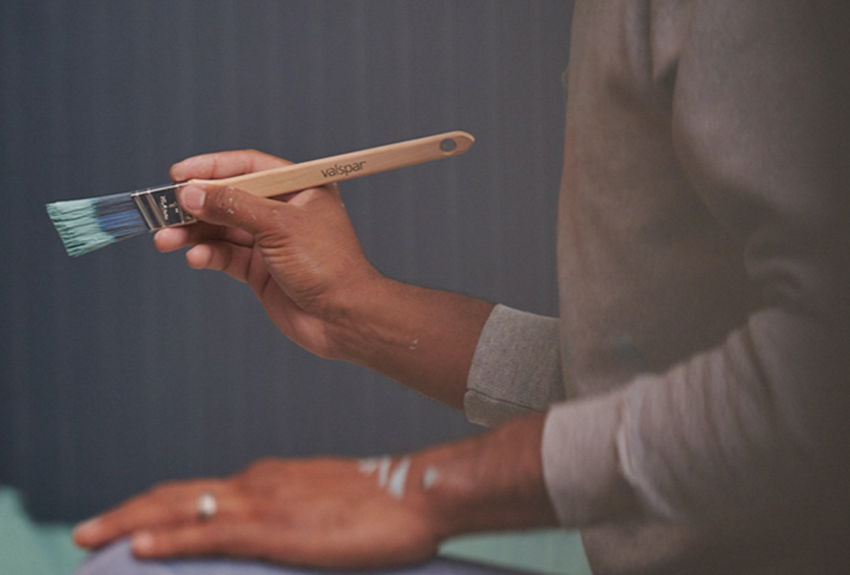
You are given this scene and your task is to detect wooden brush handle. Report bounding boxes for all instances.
[188,131,474,198]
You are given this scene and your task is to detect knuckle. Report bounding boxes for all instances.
[244,457,280,476]
[148,480,179,497]
[146,480,195,508]
[257,209,292,242]
[238,458,287,493]
[234,494,263,520]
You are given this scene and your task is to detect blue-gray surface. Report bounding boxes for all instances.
[0,0,572,524]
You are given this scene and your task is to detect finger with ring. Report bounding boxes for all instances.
[196,491,218,521]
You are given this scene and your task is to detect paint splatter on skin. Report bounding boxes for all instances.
[388,457,412,499]
[358,457,381,475]
[423,466,439,490]
[378,457,391,488]
[358,455,412,499]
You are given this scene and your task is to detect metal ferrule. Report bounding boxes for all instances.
[131,184,197,231]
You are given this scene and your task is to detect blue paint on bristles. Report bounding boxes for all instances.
[46,192,148,257]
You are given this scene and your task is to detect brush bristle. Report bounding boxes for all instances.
[46,192,148,257]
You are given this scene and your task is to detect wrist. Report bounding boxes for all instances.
[320,274,494,408]
[321,273,404,362]
[410,414,559,541]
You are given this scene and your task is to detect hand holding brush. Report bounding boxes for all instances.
[152,146,494,406]
[46,131,473,257]
[156,150,378,358]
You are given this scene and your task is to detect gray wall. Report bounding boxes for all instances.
[0,0,573,522]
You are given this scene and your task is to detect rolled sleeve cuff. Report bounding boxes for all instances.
[464,304,569,427]
[542,393,629,527]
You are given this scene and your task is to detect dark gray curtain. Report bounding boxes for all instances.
[0,0,573,522]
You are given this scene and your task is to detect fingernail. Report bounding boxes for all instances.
[133,532,155,554]
[181,186,206,212]
[73,518,101,539]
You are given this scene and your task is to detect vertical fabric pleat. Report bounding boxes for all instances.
[0,0,573,521]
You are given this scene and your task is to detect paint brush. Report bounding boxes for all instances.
[46,131,474,257]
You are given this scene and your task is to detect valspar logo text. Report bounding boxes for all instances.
[321,161,366,178]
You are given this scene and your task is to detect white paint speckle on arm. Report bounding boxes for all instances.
[423,466,439,490]
[359,455,417,500]
[388,457,412,499]
[378,456,392,488]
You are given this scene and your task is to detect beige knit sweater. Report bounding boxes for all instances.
[466,2,850,573]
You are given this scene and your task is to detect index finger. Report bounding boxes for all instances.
[170,149,292,183]
[73,479,224,550]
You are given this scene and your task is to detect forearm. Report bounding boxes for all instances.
[328,275,494,409]
[410,413,560,538]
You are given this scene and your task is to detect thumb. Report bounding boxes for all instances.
[179,184,289,236]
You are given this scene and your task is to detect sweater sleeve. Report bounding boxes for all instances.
[542,0,850,529]
[465,305,574,428]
